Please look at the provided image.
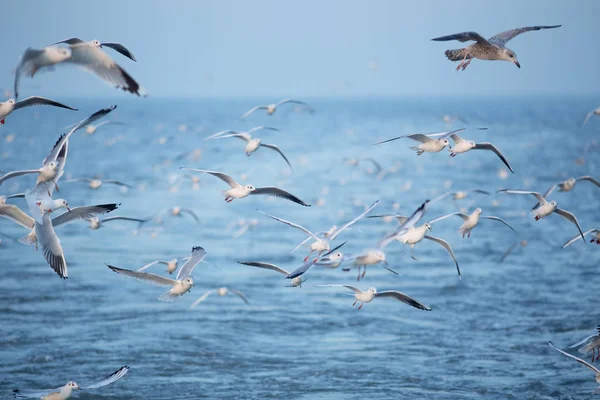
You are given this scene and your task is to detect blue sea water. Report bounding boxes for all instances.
[0,96,598,399]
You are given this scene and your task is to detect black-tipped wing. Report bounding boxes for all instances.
[424,235,460,277]
[252,187,310,206]
[52,38,84,45]
[52,203,119,227]
[375,291,432,311]
[488,25,561,46]
[562,229,598,248]
[101,43,137,62]
[483,216,517,233]
[237,261,289,276]
[473,142,514,173]
[555,208,586,243]
[107,264,177,286]
[13,96,77,111]
[80,365,130,390]
[261,143,293,170]
[37,214,67,279]
[176,246,206,280]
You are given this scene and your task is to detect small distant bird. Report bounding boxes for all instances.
[584,107,600,126]
[498,189,586,242]
[13,365,129,400]
[68,177,132,190]
[432,25,561,71]
[159,206,200,224]
[85,120,125,135]
[429,208,516,239]
[180,168,310,206]
[447,133,514,173]
[375,128,467,154]
[107,246,206,302]
[190,287,249,308]
[241,99,314,118]
[137,257,191,275]
[532,176,600,209]
[204,127,292,170]
[15,38,144,98]
[318,285,432,311]
[0,96,76,125]
[340,250,398,281]
[548,341,600,393]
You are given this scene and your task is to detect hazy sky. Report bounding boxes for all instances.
[4,0,599,98]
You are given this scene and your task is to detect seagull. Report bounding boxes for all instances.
[241,99,313,118]
[204,128,292,170]
[68,177,132,190]
[107,246,206,302]
[432,25,561,71]
[318,285,432,311]
[447,133,514,173]
[376,200,430,249]
[428,208,516,239]
[180,168,310,206]
[377,217,460,278]
[190,287,249,308]
[568,326,600,363]
[88,216,147,230]
[13,365,129,400]
[341,250,399,281]
[0,105,116,191]
[375,128,468,155]
[158,206,200,224]
[280,242,348,279]
[204,126,279,141]
[137,257,191,275]
[16,39,144,97]
[562,229,600,248]
[0,96,77,125]
[13,46,72,99]
[85,120,125,135]
[433,189,491,201]
[237,261,307,287]
[499,240,529,263]
[532,176,600,209]
[583,107,600,126]
[259,200,378,261]
[0,203,118,249]
[498,189,585,242]
[548,341,600,392]
[24,186,70,225]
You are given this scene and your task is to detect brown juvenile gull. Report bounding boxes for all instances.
[432,25,561,71]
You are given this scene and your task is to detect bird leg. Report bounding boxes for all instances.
[358,302,364,310]
[468,232,471,238]
[357,266,361,281]
[410,246,418,261]
[361,266,367,278]
[352,300,357,306]
[535,215,540,221]
[313,251,323,263]
[53,180,59,192]
[303,250,314,262]
[0,119,4,125]
[456,53,469,71]
[461,58,472,71]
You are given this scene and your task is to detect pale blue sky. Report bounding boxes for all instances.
[4,0,599,98]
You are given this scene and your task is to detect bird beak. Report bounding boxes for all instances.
[514,61,521,69]
[427,226,432,231]
[66,206,71,212]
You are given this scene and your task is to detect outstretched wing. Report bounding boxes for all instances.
[241,105,268,118]
[52,204,118,227]
[13,387,63,399]
[429,212,469,224]
[101,43,137,62]
[252,187,310,207]
[189,290,216,308]
[0,204,35,229]
[561,229,598,248]
[257,210,320,241]
[37,213,68,279]
[432,31,490,44]
[237,261,289,276]
[555,208,586,244]
[107,264,177,286]
[80,365,130,390]
[175,246,207,280]
[14,96,77,111]
[497,189,546,203]
[260,143,293,170]
[577,176,600,188]
[329,200,379,241]
[548,341,600,374]
[179,168,240,188]
[488,25,561,46]
[473,142,514,173]
[424,235,460,277]
[483,216,517,233]
[375,291,432,311]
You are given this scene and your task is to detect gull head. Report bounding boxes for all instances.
[549,200,558,208]
[468,140,477,149]
[0,195,5,205]
[66,381,80,390]
[367,287,377,294]
[245,184,256,192]
[48,161,59,171]
[438,138,450,147]
[218,287,228,296]
[566,177,576,186]
[89,217,100,229]
[369,250,386,263]
[182,276,195,287]
[56,199,70,212]
[424,223,432,232]
[503,49,520,68]
[91,40,102,48]
[474,208,483,215]
[6,98,15,107]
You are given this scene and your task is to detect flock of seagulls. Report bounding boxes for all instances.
[0,24,598,397]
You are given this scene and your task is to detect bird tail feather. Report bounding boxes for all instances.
[445,49,470,62]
